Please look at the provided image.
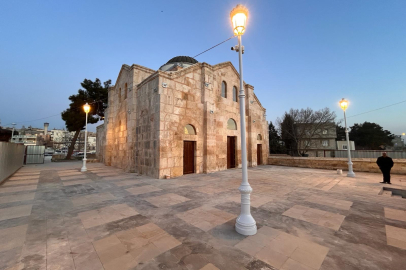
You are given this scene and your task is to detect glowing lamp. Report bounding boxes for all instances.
[230,4,249,36]
[339,98,348,111]
[83,103,90,113]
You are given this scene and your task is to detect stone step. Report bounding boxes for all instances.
[392,194,403,199]
[382,190,392,197]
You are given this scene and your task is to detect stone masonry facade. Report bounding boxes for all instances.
[97,57,269,178]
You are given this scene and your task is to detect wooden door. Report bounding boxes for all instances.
[257,144,262,165]
[227,136,236,169]
[183,141,195,174]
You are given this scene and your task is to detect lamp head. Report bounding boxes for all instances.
[230,4,249,36]
[83,103,90,113]
[402,133,405,136]
[339,98,348,111]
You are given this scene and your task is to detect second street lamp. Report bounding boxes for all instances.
[339,98,355,177]
[81,103,90,172]
[230,4,257,236]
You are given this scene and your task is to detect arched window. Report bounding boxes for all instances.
[118,88,121,102]
[124,83,128,99]
[221,81,227,98]
[233,86,238,102]
[184,124,196,135]
[227,119,237,130]
[257,134,262,140]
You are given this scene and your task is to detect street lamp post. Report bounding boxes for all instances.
[230,4,257,236]
[339,98,355,177]
[81,103,90,172]
[11,123,16,142]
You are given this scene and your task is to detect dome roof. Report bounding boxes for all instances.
[159,56,198,71]
[166,56,198,64]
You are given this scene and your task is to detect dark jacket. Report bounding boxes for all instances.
[376,156,394,170]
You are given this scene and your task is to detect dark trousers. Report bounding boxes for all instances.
[380,168,391,183]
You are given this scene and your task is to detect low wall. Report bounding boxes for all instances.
[0,142,25,183]
[267,156,406,175]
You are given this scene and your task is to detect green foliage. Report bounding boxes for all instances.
[61,78,111,158]
[336,124,346,141]
[268,121,285,154]
[349,122,394,150]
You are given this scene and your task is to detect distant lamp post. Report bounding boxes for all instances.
[11,123,16,142]
[230,4,257,236]
[81,103,90,172]
[339,98,355,177]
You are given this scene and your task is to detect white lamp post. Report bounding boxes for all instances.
[81,103,90,172]
[11,123,16,142]
[339,98,355,177]
[231,4,257,236]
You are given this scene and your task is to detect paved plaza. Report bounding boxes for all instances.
[1,161,406,270]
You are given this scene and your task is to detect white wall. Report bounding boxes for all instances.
[0,142,25,183]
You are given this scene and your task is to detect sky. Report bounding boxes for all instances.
[1,0,405,135]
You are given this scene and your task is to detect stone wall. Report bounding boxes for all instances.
[267,156,406,175]
[96,124,105,162]
[0,142,25,183]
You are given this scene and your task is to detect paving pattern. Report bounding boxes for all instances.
[0,161,406,270]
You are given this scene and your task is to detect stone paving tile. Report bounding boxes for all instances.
[195,185,232,195]
[126,185,162,195]
[177,206,236,232]
[78,204,139,228]
[0,193,36,205]
[2,179,39,186]
[283,205,346,231]
[385,225,406,250]
[93,222,181,269]
[62,179,94,186]
[71,192,116,207]
[114,179,142,187]
[200,263,221,270]
[7,175,40,181]
[101,175,136,181]
[384,207,406,222]
[145,193,191,207]
[306,195,353,210]
[60,174,89,181]
[0,205,32,221]
[236,226,329,270]
[0,185,37,194]
[0,225,28,253]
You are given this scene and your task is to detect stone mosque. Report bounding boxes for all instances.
[96,56,269,178]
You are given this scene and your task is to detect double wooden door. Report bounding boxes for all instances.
[227,136,236,169]
[183,141,195,174]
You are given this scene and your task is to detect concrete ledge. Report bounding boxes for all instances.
[268,156,406,175]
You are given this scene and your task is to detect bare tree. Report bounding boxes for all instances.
[277,107,336,156]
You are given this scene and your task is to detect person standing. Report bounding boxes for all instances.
[376,152,394,184]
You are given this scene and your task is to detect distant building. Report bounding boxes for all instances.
[336,140,356,151]
[297,123,337,157]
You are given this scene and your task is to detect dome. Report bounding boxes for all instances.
[159,56,198,71]
[166,56,198,65]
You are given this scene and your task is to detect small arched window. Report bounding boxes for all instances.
[221,81,227,98]
[184,124,196,135]
[124,83,128,99]
[233,86,238,102]
[118,88,122,102]
[227,119,237,130]
[257,134,262,140]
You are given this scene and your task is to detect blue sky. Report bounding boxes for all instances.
[1,0,405,135]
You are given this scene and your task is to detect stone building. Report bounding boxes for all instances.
[97,56,269,178]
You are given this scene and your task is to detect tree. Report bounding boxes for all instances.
[268,121,285,154]
[349,122,394,150]
[277,107,336,156]
[61,78,111,159]
[336,124,346,141]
